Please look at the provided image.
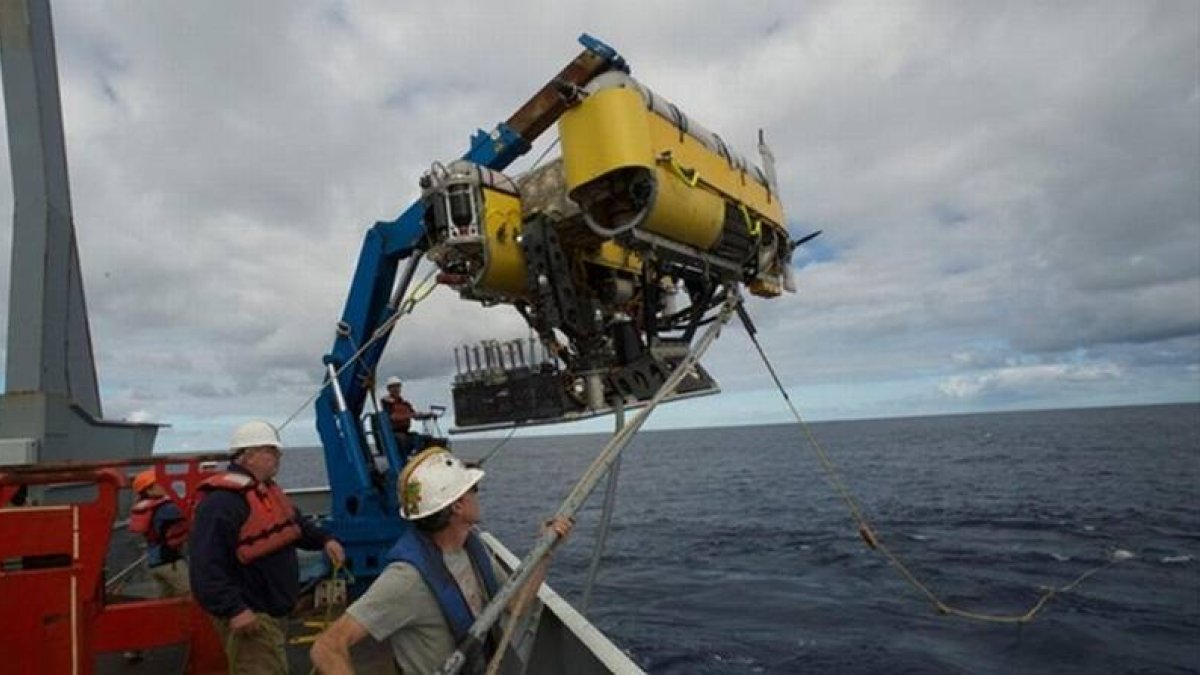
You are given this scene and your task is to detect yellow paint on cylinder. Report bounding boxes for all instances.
[560,86,654,192]
[559,82,788,256]
[645,113,784,227]
[643,165,725,250]
[476,188,528,297]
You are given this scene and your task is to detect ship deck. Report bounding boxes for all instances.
[99,525,641,674]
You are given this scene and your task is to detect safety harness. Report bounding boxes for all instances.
[386,528,499,657]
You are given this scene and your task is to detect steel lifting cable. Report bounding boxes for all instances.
[104,552,149,593]
[528,135,561,173]
[735,306,1132,625]
[277,266,440,432]
[438,296,740,675]
[475,425,519,467]
[581,403,625,613]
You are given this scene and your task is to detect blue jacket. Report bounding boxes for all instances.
[189,464,329,618]
[147,501,185,567]
[385,527,499,648]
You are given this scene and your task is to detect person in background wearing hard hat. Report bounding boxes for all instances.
[381,376,434,455]
[123,469,192,663]
[309,447,573,675]
[129,468,191,597]
[190,421,346,674]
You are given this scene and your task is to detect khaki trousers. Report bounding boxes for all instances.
[149,559,190,598]
[212,612,288,674]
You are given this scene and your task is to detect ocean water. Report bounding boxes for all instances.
[279,403,1200,674]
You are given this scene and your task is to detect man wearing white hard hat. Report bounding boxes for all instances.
[381,375,437,457]
[190,420,346,674]
[311,447,572,674]
[381,376,425,433]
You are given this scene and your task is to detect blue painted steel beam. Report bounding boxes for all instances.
[314,36,627,582]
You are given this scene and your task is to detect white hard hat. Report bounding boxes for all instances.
[230,420,283,452]
[385,376,403,387]
[398,447,484,520]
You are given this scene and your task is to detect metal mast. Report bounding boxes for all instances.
[0,0,158,465]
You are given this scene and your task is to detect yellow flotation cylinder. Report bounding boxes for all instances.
[558,72,784,258]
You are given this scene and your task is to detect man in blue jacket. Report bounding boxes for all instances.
[190,420,345,674]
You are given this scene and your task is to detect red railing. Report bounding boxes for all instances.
[0,455,229,674]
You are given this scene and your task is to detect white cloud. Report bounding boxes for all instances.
[938,362,1124,400]
[122,409,154,423]
[0,1,1196,450]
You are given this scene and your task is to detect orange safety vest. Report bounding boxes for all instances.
[199,472,302,564]
[382,395,416,432]
[129,496,190,549]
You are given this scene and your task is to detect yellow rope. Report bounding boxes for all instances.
[664,155,700,188]
[484,528,566,675]
[743,320,1127,624]
[662,154,762,241]
[289,562,355,646]
[404,273,439,309]
[739,203,761,239]
[484,571,542,675]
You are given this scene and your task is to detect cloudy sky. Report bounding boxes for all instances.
[1,1,1196,452]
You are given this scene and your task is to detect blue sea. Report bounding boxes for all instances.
[279,403,1200,674]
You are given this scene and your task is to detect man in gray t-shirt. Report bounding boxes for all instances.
[343,546,510,674]
[310,448,571,674]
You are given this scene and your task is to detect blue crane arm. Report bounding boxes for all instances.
[313,35,628,582]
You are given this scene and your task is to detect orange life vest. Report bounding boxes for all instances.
[129,496,190,549]
[383,395,416,432]
[199,472,302,564]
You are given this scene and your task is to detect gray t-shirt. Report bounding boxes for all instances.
[445,548,485,617]
[346,549,507,674]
